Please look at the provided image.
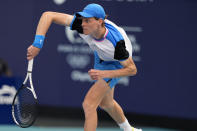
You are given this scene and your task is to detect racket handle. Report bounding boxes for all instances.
[28,59,34,72]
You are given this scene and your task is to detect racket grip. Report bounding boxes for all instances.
[28,59,34,72]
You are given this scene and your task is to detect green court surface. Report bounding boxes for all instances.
[0,125,180,131]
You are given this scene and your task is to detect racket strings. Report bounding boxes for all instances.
[13,86,37,127]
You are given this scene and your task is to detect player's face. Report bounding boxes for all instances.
[82,17,101,35]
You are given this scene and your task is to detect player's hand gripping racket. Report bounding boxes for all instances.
[12,59,38,128]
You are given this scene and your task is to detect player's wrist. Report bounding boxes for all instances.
[32,35,45,49]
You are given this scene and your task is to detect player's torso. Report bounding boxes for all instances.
[85,30,116,61]
[80,20,132,61]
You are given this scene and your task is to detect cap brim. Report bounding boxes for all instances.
[77,12,93,18]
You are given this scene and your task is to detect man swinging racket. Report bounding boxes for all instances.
[27,3,142,131]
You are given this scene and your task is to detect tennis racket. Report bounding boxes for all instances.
[12,59,38,128]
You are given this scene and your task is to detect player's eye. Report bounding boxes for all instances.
[83,18,90,23]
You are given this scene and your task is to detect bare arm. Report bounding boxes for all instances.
[110,56,137,77]
[27,11,74,60]
[88,57,137,80]
[36,11,74,36]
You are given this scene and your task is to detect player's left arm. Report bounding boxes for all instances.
[88,57,137,80]
[119,56,137,76]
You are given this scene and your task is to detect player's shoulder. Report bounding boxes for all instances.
[105,19,124,46]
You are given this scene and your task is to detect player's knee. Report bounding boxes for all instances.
[82,100,97,114]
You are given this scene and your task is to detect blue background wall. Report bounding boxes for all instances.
[0,0,197,122]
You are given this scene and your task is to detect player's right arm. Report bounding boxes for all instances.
[35,11,74,36]
[27,12,74,60]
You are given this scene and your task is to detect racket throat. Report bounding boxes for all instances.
[31,90,37,99]
[27,87,37,99]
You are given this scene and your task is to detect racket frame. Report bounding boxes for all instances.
[12,59,38,128]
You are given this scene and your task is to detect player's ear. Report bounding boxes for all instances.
[98,19,104,26]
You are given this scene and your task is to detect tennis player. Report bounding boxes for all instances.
[27,3,142,131]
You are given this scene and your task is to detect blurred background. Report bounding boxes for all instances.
[0,0,197,131]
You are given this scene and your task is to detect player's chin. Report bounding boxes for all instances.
[90,77,97,80]
[83,30,90,35]
[27,56,32,60]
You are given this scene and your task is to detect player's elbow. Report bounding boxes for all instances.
[128,66,137,76]
[41,11,55,21]
[133,67,137,75]
[42,11,50,17]
[42,11,54,16]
